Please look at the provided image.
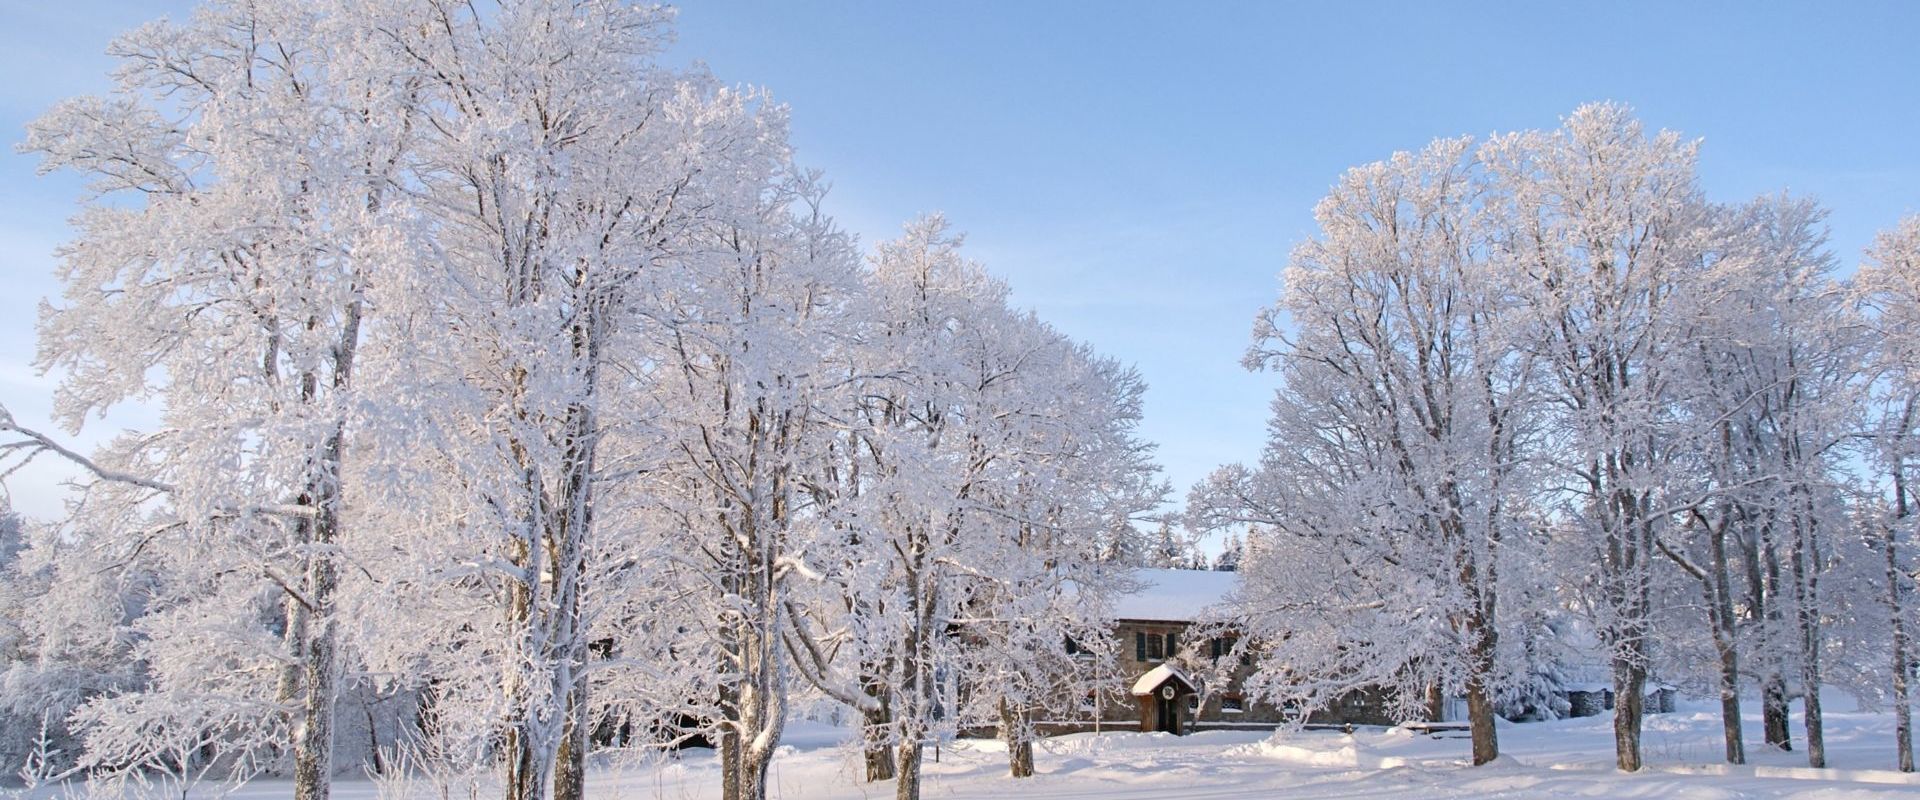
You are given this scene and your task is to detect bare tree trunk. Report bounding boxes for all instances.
[1464,676,1498,767]
[1599,460,1652,774]
[1760,676,1792,751]
[739,739,774,800]
[502,528,543,800]
[553,682,588,800]
[504,727,539,800]
[1888,411,1914,772]
[549,401,595,800]
[1424,683,1446,723]
[364,703,386,777]
[500,384,546,800]
[1460,579,1499,765]
[293,404,353,800]
[1710,629,1745,765]
[277,591,309,707]
[1743,529,1794,753]
[291,283,361,800]
[1613,652,1647,772]
[894,740,922,800]
[1802,634,1827,769]
[719,706,742,800]
[1793,501,1827,769]
[281,513,314,786]
[734,648,785,800]
[1000,698,1034,778]
[1709,521,1746,765]
[1459,539,1499,766]
[862,701,896,781]
[292,523,339,800]
[1887,518,1914,773]
[1672,507,1747,765]
[891,526,937,800]
[854,644,896,781]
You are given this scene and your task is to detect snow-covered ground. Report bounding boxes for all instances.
[37,701,1920,799]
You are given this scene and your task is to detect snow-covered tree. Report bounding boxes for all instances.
[627,178,863,800]
[4,3,862,800]
[1189,104,1898,773]
[1144,519,1196,569]
[1213,533,1245,572]
[0,508,148,779]
[950,324,1163,780]
[1191,132,1539,765]
[1856,215,1920,772]
[1648,194,1869,766]
[4,2,427,794]
[342,3,805,798]
[780,218,1161,798]
[1478,104,1714,772]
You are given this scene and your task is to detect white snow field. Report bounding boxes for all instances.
[175,701,1920,799]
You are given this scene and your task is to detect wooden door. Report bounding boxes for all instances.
[1156,693,1181,734]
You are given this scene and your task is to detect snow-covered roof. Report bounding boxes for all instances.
[1110,567,1237,623]
[1129,663,1197,696]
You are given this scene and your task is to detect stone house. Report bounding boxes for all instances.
[1034,568,1399,736]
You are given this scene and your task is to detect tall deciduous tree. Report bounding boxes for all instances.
[8,2,418,796]
[1857,215,1920,772]
[1191,134,1535,765]
[1482,104,1711,772]
[355,4,818,796]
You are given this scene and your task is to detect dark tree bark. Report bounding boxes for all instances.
[1791,479,1828,769]
[553,681,589,800]
[1459,530,1500,767]
[1886,399,1915,772]
[1885,512,1914,773]
[1613,655,1647,772]
[1001,698,1035,778]
[719,684,742,800]
[1660,506,1746,765]
[1464,676,1498,767]
[862,702,897,781]
[293,295,360,800]
[1706,514,1746,766]
[292,498,340,800]
[1762,677,1793,752]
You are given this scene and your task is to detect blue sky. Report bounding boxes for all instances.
[3,2,1919,539]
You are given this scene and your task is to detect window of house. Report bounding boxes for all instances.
[1221,695,1244,714]
[1146,632,1164,660]
[1134,631,1147,661]
[1165,631,1178,656]
[1064,635,1080,656]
